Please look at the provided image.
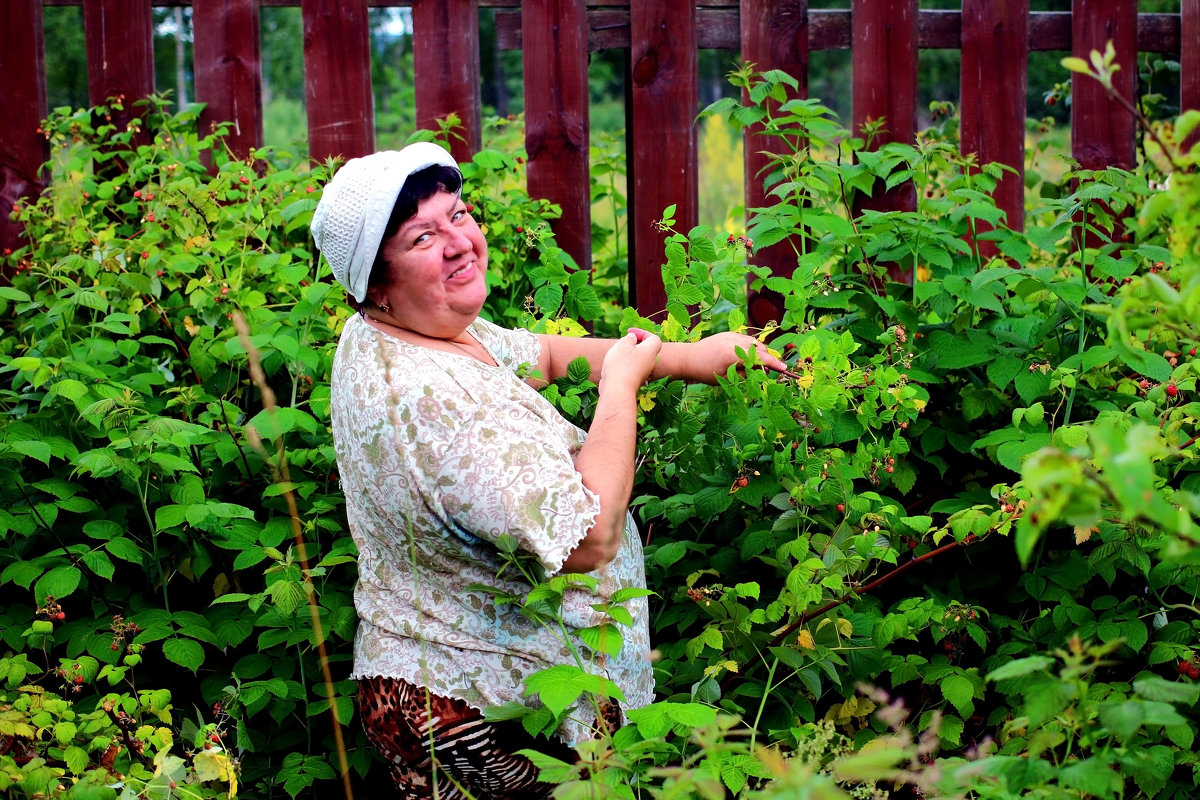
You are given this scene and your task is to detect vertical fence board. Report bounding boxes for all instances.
[413,0,482,164]
[523,0,591,273]
[83,0,155,122]
[629,0,698,316]
[1071,0,1138,171]
[852,0,917,284]
[0,0,47,260]
[741,0,808,330]
[960,0,1028,256]
[1183,0,1200,150]
[302,0,373,162]
[193,0,264,159]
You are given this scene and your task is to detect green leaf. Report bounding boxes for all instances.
[577,624,623,657]
[64,745,89,774]
[162,637,206,673]
[36,565,82,602]
[1133,675,1200,706]
[105,537,143,563]
[1058,757,1122,796]
[986,356,1023,390]
[940,673,975,717]
[523,664,613,716]
[987,656,1053,682]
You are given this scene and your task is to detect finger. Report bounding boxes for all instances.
[628,327,651,343]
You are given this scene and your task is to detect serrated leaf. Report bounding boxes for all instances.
[162,637,205,672]
[577,624,622,657]
[36,565,82,602]
[941,673,975,717]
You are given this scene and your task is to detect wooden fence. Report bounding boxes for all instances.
[2,1,1197,326]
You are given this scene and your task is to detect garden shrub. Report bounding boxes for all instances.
[1,58,1199,799]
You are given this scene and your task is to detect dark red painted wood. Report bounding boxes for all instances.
[1071,0,1138,172]
[523,0,591,274]
[82,0,155,129]
[1183,0,1200,150]
[851,0,917,197]
[301,0,374,161]
[193,0,264,159]
[960,0,1028,257]
[413,0,482,164]
[0,0,48,262]
[741,0,808,330]
[628,0,698,317]
[852,0,917,285]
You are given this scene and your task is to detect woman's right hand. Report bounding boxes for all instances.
[599,328,662,395]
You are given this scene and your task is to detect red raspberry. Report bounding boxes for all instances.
[515,226,524,233]
[306,186,315,193]
[141,251,150,259]
[466,203,475,213]
[836,503,845,513]
[1166,383,1179,398]
[73,676,83,685]
[1191,348,1197,356]
[134,190,142,199]
[145,213,155,222]
[1139,379,1150,390]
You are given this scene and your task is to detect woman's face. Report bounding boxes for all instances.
[368,189,488,338]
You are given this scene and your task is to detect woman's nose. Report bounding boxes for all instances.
[443,224,471,257]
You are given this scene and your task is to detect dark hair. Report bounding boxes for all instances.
[363,164,463,297]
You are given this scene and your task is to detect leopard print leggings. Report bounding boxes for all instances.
[358,676,581,799]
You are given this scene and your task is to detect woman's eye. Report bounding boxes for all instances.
[452,210,465,222]
[413,232,431,246]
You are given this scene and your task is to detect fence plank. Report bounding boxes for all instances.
[301,0,373,161]
[523,0,591,273]
[193,0,264,159]
[628,0,698,317]
[83,0,155,121]
[960,0,1028,256]
[413,0,482,164]
[1183,0,1200,130]
[0,0,48,261]
[741,0,808,330]
[1071,0,1138,172]
[852,0,918,285]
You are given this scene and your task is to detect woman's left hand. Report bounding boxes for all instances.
[671,332,788,383]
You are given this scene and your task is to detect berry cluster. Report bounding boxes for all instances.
[37,595,65,623]
[55,661,87,696]
[1179,660,1199,680]
[109,613,142,652]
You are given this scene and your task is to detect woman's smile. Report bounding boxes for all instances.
[368,189,489,338]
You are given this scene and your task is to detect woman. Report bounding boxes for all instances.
[311,142,784,798]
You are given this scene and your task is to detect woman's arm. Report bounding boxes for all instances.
[560,330,661,573]
[534,330,787,388]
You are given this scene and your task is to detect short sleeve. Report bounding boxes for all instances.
[471,318,541,372]
[435,410,600,574]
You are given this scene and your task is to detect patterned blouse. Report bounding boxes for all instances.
[330,313,654,744]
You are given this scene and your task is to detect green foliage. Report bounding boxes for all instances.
[5,57,1200,798]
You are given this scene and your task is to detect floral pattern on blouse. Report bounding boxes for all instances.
[331,313,654,744]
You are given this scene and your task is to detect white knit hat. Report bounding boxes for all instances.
[310,142,462,303]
